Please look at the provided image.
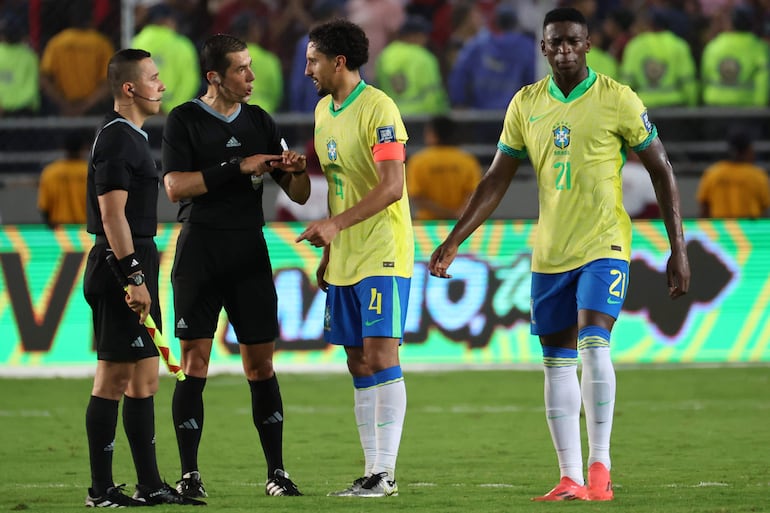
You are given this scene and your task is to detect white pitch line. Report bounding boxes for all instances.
[664,482,730,488]
[0,410,50,417]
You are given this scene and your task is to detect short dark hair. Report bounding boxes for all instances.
[543,7,587,31]
[107,48,151,98]
[428,116,457,145]
[63,131,87,157]
[201,33,247,80]
[731,5,754,32]
[727,130,752,154]
[608,7,634,32]
[308,19,369,70]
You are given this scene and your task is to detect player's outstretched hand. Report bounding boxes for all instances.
[296,218,340,248]
[428,242,458,279]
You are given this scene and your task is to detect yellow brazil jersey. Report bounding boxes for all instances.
[314,81,414,285]
[498,69,657,273]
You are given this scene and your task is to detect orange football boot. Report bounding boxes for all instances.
[532,477,589,501]
[587,462,614,501]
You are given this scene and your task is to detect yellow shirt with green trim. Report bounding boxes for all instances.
[498,69,657,273]
[314,80,414,285]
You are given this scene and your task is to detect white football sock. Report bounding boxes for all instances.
[354,387,376,476]
[580,346,615,469]
[371,379,406,481]
[544,364,584,485]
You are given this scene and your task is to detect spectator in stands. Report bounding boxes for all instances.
[444,1,487,72]
[622,150,660,219]
[375,15,449,116]
[448,3,535,110]
[212,0,311,63]
[289,0,345,112]
[603,7,634,62]
[697,131,770,219]
[37,132,89,228]
[0,12,39,116]
[619,9,698,108]
[348,0,406,78]
[275,140,329,221]
[39,0,114,116]
[229,12,283,113]
[211,0,272,36]
[406,115,482,220]
[509,0,558,80]
[131,3,200,113]
[407,0,454,57]
[586,21,618,80]
[701,5,769,108]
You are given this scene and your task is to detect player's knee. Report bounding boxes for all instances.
[346,354,369,376]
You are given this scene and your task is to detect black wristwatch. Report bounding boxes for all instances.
[127,273,146,286]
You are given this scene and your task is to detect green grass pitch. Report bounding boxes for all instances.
[0,366,767,512]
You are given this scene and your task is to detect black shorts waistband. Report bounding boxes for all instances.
[94,235,154,246]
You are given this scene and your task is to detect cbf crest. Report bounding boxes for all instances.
[326,138,338,162]
[552,123,571,149]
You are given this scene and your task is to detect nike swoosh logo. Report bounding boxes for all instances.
[607,298,621,305]
[315,126,322,134]
[597,401,611,406]
[547,415,566,419]
[529,114,547,122]
[365,318,384,327]
[377,421,395,427]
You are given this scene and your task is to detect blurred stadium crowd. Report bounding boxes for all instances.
[0,0,769,118]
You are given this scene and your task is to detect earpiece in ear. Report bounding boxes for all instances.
[213,76,221,85]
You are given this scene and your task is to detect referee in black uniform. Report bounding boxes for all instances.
[162,34,310,498]
[83,49,204,507]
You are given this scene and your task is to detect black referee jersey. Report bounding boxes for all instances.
[162,100,289,230]
[86,111,160,237]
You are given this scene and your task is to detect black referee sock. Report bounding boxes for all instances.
[249,375,284,477]
[172,376,207,475]
[86,396,118,495]
[123,395,163,489]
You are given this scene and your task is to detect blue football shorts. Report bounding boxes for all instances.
[324,276,411,346]
[530,258,630,336]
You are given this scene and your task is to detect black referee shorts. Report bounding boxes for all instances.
[83,239,161,362]
[171,224,278,344]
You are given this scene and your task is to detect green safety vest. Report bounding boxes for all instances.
[132,25,201,112]
[375,41,449,115]
[701,31,769,106]
[620,31,698,107]
[246,43,283,114]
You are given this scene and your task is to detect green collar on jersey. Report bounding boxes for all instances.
[547,67,597,103]
[329,80,367,116]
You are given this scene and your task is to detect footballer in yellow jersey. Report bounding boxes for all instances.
[430,8,690,503]
[298,19,413,497]
[499,68,654,274]
[313,80,414,286]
